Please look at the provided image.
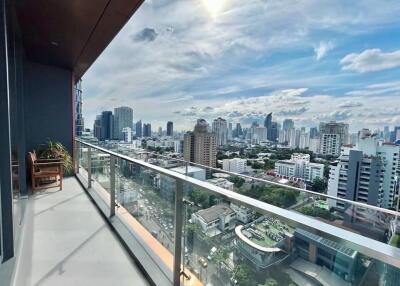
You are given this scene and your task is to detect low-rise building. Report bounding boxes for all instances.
[191,204,236,237]
[207,178,234,191]
[230,203,254,224]
[235,216,294,271]
[222,158,246,173]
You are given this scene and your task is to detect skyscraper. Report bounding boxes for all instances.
[319,121,349,156]
[101,111,113,140]
[166,121,173,136]
[184,119,217,169]
[135,120,142,137]
[212,117,228,146]
[93,115,102,140]
[282,119,294,131]
[235,123,243,138]
[310,127,318,139]
[114,106,133,140]
[143,123,152,137]
[74,79,84,136]
[264,113,272,129]
[269,122,278,141]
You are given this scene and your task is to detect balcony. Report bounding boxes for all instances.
[1,1,400,286]
[68,139,400,286]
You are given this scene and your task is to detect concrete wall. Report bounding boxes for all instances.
[23,61,73,155]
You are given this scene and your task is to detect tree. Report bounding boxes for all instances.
[228,176,245,188]
[234,263,255,286]
[258,279,278,286]
[311,177,327,193]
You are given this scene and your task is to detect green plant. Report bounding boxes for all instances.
[36,140,73,174]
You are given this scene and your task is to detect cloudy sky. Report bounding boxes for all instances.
[83,0,400,132]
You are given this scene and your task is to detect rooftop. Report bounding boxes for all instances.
[243,217,294,249]
[195,204,235,223]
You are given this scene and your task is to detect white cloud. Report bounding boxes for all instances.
[314,41,335,60]
[340,49,400,73]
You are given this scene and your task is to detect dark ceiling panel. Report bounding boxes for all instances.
[15,0,143,79]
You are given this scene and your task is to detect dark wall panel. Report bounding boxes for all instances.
[23,61,73,155]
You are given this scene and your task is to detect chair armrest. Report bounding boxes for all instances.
[36,158,62,163]
[33,161,63,167]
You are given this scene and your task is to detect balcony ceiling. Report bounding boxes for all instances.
[15,0,143,80]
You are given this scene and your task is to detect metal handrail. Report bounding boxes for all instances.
[97,140,400,217]
[75,138,400,270]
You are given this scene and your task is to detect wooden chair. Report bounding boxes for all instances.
[28,152,63,190]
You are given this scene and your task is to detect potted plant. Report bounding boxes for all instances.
[36,140,73,175]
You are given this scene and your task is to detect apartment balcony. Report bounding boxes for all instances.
[1,1,400,286]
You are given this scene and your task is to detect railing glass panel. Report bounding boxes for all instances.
[75,139,400,286]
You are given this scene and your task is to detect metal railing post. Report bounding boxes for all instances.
[173,179,184,286]
[110,155,116,217]
[75,140,80,173]
[87,146,92,188]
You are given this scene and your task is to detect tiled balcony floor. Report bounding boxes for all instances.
[12,177,150,286]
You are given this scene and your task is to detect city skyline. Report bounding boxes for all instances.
[83,0,400,132]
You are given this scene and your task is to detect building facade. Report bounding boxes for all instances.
[212,117,228,146]
[184,119,217,169]
[114,106,133,140]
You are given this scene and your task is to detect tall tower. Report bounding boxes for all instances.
[212,117,228,146]
[184,119,217,168]
[135,120,142,137]
[74,79,84,136]
[100,111,113,140]
[114,106,133,140]
[167,121,173,136]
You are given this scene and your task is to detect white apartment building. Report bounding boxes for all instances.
[327,132,400,209]
[191,204,236,237]
[299,131,310,149]
[309,138,320,154]
[230,203,254,224]
[222,158,246,173]
[122,127,132,143]
[207,178,234,191]
[319,122,349,156]
[275,153,324,182]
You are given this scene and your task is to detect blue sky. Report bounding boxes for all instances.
[83,0,400,132]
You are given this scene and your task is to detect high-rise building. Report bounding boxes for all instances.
[166,121,173,136]
[310,127,318,139]
[264,113,277,141]
[122,127,132,143]
[319,122,349,156]
[143,123,152,137]
[135,120,142,137]
[282,119,294,131]
[184,119,217,168]
[100,111,113,140]
[288,128,300,149]
[114,106,133,140]
[353,135,400,208]
[235,123,243,138]
[269,122,278,141]
[93,115,102,140]
[264,113,272,127]
[212,117,228,146]
[299,131,310,149]
[74,79,84,136]
[228,122,233,141]
[328,149,384,211]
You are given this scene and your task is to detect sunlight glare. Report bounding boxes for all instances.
[202,0,227,18]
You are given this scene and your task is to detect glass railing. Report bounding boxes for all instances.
[75,139,400,286]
